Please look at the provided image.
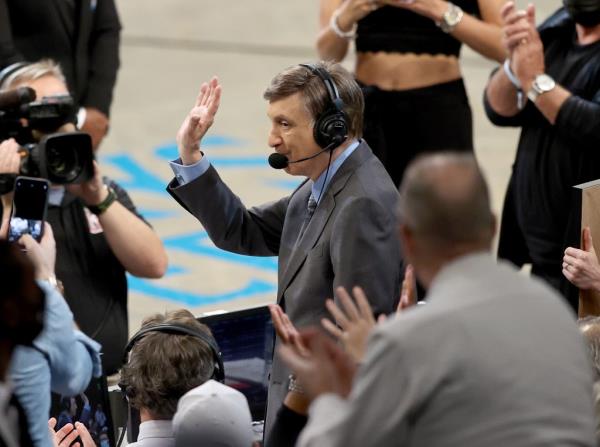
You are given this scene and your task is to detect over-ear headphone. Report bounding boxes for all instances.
[300,63,349,150]
[121,322,225,384]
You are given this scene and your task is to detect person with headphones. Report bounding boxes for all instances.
[117,309,221,447]
[167,61,402,442]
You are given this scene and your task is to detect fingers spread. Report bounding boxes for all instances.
[321,317,344,339]
[352,286,375,323]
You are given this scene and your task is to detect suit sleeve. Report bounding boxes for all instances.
[83,0,121,115]
[330,196,400,315]
[0,0,24,68]
[168,165,289,256]
[297,327,415,447]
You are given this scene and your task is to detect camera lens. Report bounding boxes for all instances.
[46,144,81,183]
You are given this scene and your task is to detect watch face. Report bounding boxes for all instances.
[535,74,556,92]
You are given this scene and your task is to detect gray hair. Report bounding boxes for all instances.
[263,60,364,139]
[398,152,494,250]
[579,316,600,380]
[0,59,65,92]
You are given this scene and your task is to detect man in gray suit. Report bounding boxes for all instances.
[167,62,401,437]
[281,153,596,447]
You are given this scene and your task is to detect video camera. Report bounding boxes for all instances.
[0,87,95,193]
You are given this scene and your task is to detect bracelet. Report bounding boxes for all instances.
[503,59,525,110]
[87,186,117,215]
[288,374,305,395]
[330,9,356,40]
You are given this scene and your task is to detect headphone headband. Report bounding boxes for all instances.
[122,322,224,382]
[299,63,349,149]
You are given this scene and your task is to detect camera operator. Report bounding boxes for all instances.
[9,226,102,447]
[0,0,121,150]
[0,60,168,376]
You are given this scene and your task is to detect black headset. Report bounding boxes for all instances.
[300,63,349,150]
[121,322,225,384]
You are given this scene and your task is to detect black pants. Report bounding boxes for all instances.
[361,78,474,186]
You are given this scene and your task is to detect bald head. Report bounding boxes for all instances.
[399,153,495,253]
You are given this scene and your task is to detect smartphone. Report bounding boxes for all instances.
[8,176,50,243]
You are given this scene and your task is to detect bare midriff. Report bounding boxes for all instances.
[355,52,462,91]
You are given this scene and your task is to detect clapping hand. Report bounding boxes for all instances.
[268,304,308,355]
[321,265,417,363]
[176,77,222,165]
[381,0,448,22]
[501,2,544,91]
[49,418,96,447]
[279,329,357,401]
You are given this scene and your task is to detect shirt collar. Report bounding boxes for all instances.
[311,139,359,204]
[426,251,493,303]
[137,420,174,442]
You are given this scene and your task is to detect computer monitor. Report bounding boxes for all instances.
[198,305,274,422]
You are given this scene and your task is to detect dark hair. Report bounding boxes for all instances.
[263,61,364,138]
[119,309,215,419]
[398,152,494,249]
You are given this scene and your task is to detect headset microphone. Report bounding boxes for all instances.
[267,140,341,170]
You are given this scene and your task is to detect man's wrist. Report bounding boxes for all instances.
[180,147,203,166]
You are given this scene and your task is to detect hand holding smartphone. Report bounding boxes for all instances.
[8,176,50,243]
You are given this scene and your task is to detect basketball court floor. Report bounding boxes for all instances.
[101,0,556,332]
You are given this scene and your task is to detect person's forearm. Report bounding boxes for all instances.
[451,14,505,62]
[316,27,351,62]
[485,68,521,118]
[99,202,168,278]
[528,84,571,125]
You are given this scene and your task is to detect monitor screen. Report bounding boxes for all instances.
[199,306,274,422]
[50,376,115,447]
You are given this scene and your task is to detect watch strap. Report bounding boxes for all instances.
[437,2,464,33]
[88,186,117,215]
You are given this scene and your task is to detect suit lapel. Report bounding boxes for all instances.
[52,0,76,41]
[277,142,372,301]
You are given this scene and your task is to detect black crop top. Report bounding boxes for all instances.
[356,1,480,56]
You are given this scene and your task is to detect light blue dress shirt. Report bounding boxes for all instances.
[169,140,360,204]
[9,281,102,447]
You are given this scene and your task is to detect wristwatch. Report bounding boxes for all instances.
[527,74,556,103]
[88,186,117,215]
[437,2,464,33]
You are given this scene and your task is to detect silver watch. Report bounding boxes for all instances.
[527,74,556,103]
[437,3,464,33]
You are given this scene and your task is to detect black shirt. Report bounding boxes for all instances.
[49,178,148,374]
[356,1,480,56]
[485,8,600,308]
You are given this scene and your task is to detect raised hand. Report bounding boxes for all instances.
[563,227,600,292]
[176,77,222,165]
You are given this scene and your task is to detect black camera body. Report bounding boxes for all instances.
[21,132,94,184]
[0,90,94,192]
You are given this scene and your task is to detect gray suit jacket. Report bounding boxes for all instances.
[298,253,596,447]
[168,141,401,435]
